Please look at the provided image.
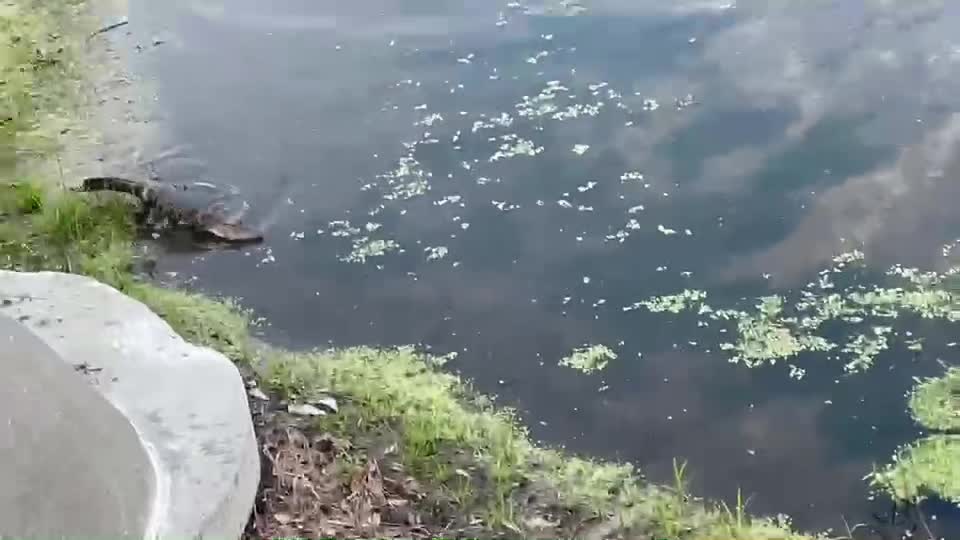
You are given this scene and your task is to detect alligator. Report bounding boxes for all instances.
[76,176,264,243]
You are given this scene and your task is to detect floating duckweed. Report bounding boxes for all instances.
[620,171,644,183]
[840,327,891,373]
[341,237,401,263]
[788,364,806,380]
[639,289,707,314]
[832,249,865,266]
[490,112,514,127]
[720,296,836,367]
[642,251,960,372]
[587,82,608,92]
[329,220,361,237]
[577,181,598,192]
[489,135,543,161]
[552,102,603,120]
[380,154,432,201]
[796,292,863,328]
[559,344,617,374]
[387,178,430,200]
[888,264,942,287]
[415,112,444,126]
[471,112,514,132]
[434,195,463,206]
[848,287,958,320]
[425,246,449,261]
[606,229,630,244]
[526,50,549,64]
[516,80,568,118]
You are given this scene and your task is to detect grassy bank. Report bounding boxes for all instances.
[0,1,859,538]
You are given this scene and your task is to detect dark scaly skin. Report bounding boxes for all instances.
[78,177,264,243]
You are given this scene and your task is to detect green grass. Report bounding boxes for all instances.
[0,182,135,272]
[259,344,823,538]
[0,1,830,538]
[1,0,88,174]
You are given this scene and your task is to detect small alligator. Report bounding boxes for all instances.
[76,176,264,243]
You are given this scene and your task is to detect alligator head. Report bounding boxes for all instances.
[195,201,264,243]
[200,221,264,243]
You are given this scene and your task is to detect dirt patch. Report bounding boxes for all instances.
[243,391,484,539]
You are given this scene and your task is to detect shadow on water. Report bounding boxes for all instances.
[122,0,960,535]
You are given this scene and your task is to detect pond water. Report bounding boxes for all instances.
[121,0,960,535]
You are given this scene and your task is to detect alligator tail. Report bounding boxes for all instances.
[80,177,153,203]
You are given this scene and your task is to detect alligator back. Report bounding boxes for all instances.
[80,176,264,243]
[80,176,166,205]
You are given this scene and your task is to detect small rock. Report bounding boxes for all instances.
[312,395,338,413]
[248,388,269,401]
[288,403,325,416]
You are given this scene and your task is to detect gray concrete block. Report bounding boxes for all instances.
[0,271,259,540]
[0,313,153,540]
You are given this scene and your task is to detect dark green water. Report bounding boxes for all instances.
[120,0,960,535]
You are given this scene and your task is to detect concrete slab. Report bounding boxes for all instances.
[0,313,153,539]
[0,271,259,540]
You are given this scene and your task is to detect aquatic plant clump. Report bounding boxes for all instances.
[840,327,892,373]
[631,289,707,314]
[870,368,960,505]
[870,435,960,504]
[635,250,960,373]
[559,344,618,373]
[340,237,402,263]
[909,368,960,432]
[720,303,835,367]
[489,135,544,161]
